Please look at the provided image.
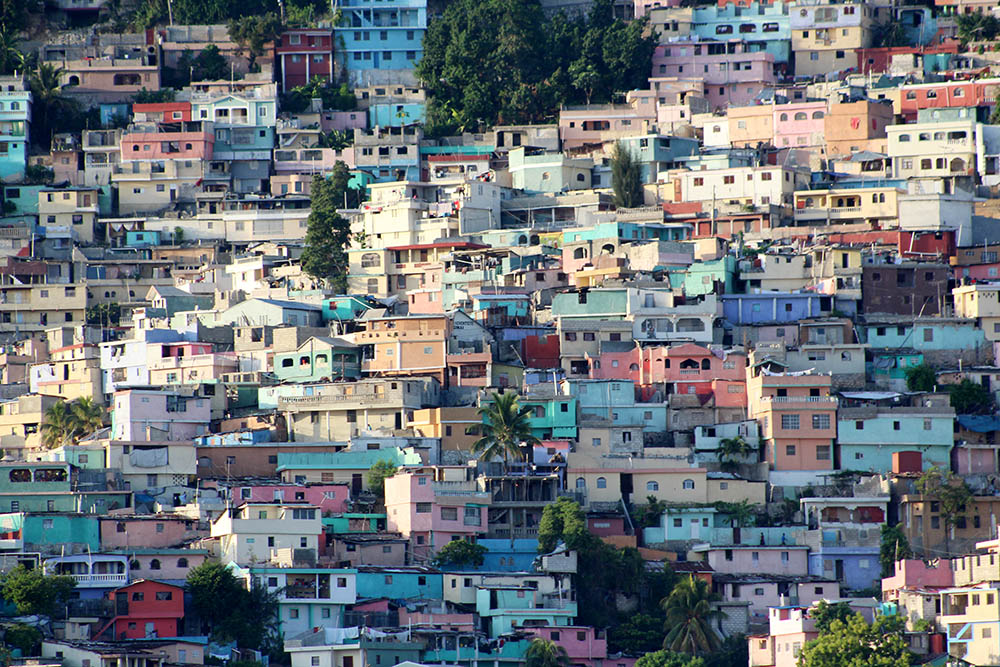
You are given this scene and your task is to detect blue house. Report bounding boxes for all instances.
[355,566,442,600]
[368,102,426,128]
[720,293,832,325]
[617,134,700,184]
[0,76,31,182]
[691,2,791,65]
[335,0,427,86]
[568,379,668,434]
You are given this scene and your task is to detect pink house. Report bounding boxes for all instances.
[526,626,614,667]
[115,549,209,582]
[322,111,367,132]
[651,41,776,111]
[772,101,826,150]
[558,96,657,150]
[408,288,446,315]
[233,483,351,515]
[697,545,810,577]
[750,605,818,667]
[100,515,206,549]
[398,609,476,631]
[384,471,490,562]
[111,389,211,442]
[882,558,954,601]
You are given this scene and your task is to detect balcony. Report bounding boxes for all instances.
[759,395,837,404]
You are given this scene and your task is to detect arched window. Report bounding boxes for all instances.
[951,158,966,173]
[872,194,879,203]
[130,560,140,570]
[701,358,711,370]
[919,133,930,141]
[576,477,586,489]
[576,173,585,182]
[811,111,824,119]
[878,194,885,203]
[592,360,601,369]
[898,134,910,142]
[629,363,639,371]
[366,278,379,293]
[679,359,699,370]
[779,113,788,121]
[282,358,293,367]
[518,235,527,245]
[602,243,615,254]
[573,248,588,259]
[647,481,659,491]
[794,112,807,121]
[361,253,381,268]
[682,479,695,490]
[300,356,310,366]
[530,235,540,245]
[596,477,607,488]
[68,75,80,86]
[150,559,161,570]
[177,558,189,568]
[316,354,328,364]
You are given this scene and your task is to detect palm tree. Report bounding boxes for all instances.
[524,638,569,667]
[716,435,753,472]
[29,63,73,150]
[661,575,727,655]
[69,397,104,441]
[0,28,25,75]
[473,391,540,467]
[40,401,72,449]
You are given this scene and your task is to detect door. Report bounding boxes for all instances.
[690,519,700,539]
[351,474,363,496]
[835,559,844,582]
[145,622,155,638]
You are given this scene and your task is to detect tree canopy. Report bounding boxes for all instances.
[431,539,488,568]
[416,0,657,132]
[300,169,353,291]
[611,141,643,208]
[946,379,995,415]
[473,391,540,466]
[879,523,913,578]
[635,651,705,667]
[366,460,398,498]
[904,363,935,392]
[1,565,76,616]
[524,638,570,667]
[798,613,911,667]
[661,575,725,655]
[185,560,279,650]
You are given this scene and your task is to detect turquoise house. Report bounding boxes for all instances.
[0,512,101,552]
[322,295,379,323]
[274,336,361,383]
[861,320,988,353]
[323,513,386,534]
[869,350,924,389]
[369,102,426,128]
[0,82,31,182]
[568,379,667,434]
[550,289,628,320]
[680,256,737,296]
[2,184,46,215]
[0,463,130,514]
[475,585,577,636]
[692,2,791,64]
[562,221,689,244]
[837,394,954,472]
[643,506,717,545]
[355,568,442,600]
[125,230,162,247]
[515,395,577,440]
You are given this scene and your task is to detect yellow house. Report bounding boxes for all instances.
[28,343,105,404]
[407,407,481,452]
[792,187,901,228]
[0,393,64,456]
[37,187,100,244]
[953,283,1000,341]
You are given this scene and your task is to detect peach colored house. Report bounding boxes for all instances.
[558,94,657,150]
[407,288,446,315]
[384,470,490,562]
[147,343,239,387]
[749,605,818,667]
[772,101,826,150]
[232,483,351,515]
[100,515,205,550]
[120,123,214,161]
[747,366,837,472]
[357,314,450,384]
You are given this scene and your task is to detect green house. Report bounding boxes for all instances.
[274,336,362,383]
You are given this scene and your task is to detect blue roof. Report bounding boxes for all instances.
[958,415,1000,433]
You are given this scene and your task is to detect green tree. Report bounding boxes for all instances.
[538,496,590,553]
[24,164,53,185]
[716,435,753,472]
[880,523,913,578]
[956,12,1000,43]
[1,565,76,616]
[69,397,105,441]
[524,638,569,667]
[0,0,39,35]
[991,95,1000,126]
[634,650,705,667]
[916,466,973,555]
[947,379,995,415]
[636,495,668,529]
[473,391,540,467]
[569,61,600,105]
[798,613,911,667]
[810,600,854,633]
[366,460,398,498]
[904,363,935,392]
[40,401,72,449]
[3,623,42,656]
[228,14,283,72]
[132,88,176,104]
[186,559,277,649]
[714,500,756,528]
[660,575,725,655]
[193,45,229,82]
[612,616,677,656]
[86,303,121,327]
[431,539,488,567]
[611,141,643,208]
[29,63,75,150]
[186,560,245,632]
[300,172,352,291]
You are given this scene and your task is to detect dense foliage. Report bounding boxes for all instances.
[611,141,643,208]
[416,0,657,132]
[0,565,76,616]
[366,460,399,498]
[186,561,280,651]
[879,524,913,578]
[474,391,540,465]
[798,613,911,667]
[431,539,488,567]
[300,165,355,291]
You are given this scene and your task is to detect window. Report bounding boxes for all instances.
[177,558,188,568]
[416,502,432,513]
[816,445,831,460]
[441,507,458,521]
[150,559,161,570]
[781,414,800,430]
[683,479,695,490]
[133,592,144,601]
[596,477,607,488]
[812,414,830,430]
[674,519,683,528]
[312,658,320,666]
[786,445,797,456]
[155,591,172,600]
[647,481,659,491]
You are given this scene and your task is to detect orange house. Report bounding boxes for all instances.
[356,314,450,385]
